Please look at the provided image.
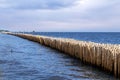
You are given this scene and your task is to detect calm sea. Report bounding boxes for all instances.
[27,32,120,44]
[0,32,119,80]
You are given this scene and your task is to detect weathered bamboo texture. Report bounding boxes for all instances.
[7,33,120,78]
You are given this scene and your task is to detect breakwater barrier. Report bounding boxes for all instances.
[6,32,120,78]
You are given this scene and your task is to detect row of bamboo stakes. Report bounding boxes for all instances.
[7,32,120,78]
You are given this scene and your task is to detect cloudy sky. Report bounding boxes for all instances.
[0,0,120,32]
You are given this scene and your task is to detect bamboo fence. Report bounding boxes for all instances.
[7,32,120,77]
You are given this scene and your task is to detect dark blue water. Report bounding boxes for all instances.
[0,33,119,80]
[26,32,120,44]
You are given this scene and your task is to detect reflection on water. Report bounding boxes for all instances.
[0,33,119,80]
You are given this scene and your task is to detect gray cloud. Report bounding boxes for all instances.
[0,0,78,9]
[0,0,120,32]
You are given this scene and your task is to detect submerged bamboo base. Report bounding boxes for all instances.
[7,32,120,78]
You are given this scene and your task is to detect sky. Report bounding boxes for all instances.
[0,0,120,32]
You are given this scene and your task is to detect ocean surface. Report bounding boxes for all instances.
[27,32,120,44]
[0,32,119,80]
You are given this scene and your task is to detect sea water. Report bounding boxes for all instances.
[0,33,119,80]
